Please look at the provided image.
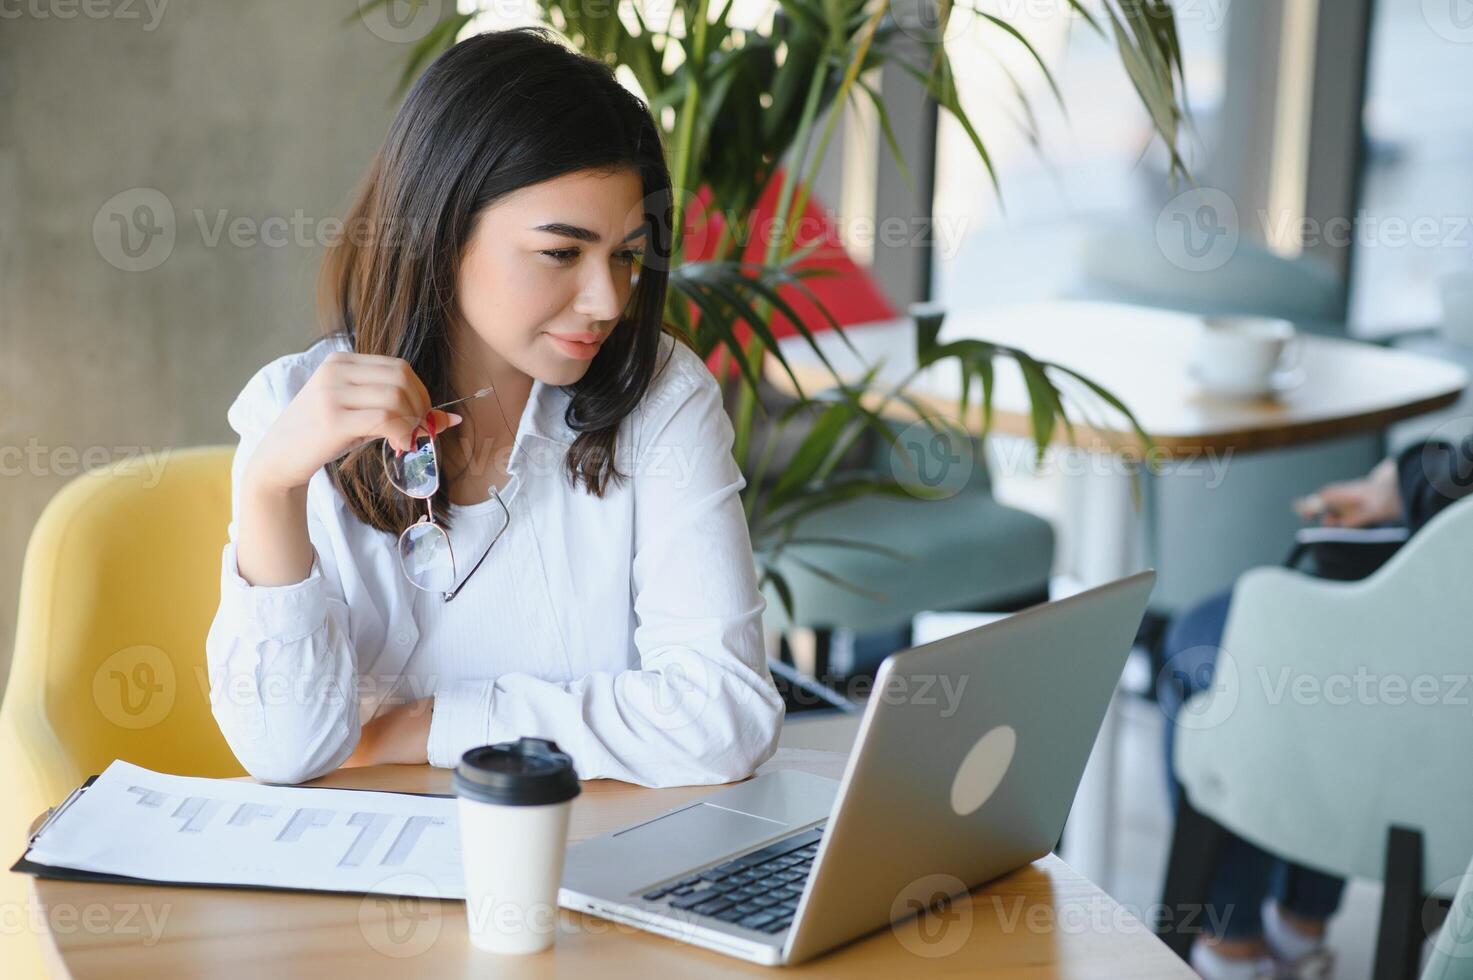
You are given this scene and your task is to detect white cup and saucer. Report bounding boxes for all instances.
[1188,315,1305,399]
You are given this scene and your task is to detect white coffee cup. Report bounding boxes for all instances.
[1191,316,1300,395]
[453,737,581,955]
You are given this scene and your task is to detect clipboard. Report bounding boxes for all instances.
[10,774,458,900]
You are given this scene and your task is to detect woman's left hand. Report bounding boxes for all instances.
[342,698,434,767]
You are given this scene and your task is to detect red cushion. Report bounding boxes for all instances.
[680,170,897,378]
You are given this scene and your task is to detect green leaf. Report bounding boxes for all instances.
[771,401,852,497]
[781,536,915,562]
[780,551,891,602]
[1047,362,1157,461]
[890,57,999,197]
[764,566,797,622]
[977,12,1065,113]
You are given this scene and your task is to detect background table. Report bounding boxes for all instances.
[28,748,1193,978]
[768,301,1467,457]
[766,300,1468,891]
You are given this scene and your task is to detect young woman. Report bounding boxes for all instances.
[205,28,784,787]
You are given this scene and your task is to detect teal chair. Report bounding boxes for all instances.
[758,419,1054,685]
[1157,498,1473,978]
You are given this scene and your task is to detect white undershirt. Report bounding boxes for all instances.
[401,491,521,703]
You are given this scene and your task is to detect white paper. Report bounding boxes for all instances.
[24,760,466,899]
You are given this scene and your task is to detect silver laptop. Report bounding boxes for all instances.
[558,570,1155,966]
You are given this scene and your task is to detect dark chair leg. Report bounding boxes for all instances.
[777,633,795,667]
[1136,609,1172,702]
[812,627,832,686]
[1156,792,1226,960]
[1374,825,1425,980]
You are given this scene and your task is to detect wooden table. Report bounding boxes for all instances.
[26,748,1193,978]
[767,301,1467,458]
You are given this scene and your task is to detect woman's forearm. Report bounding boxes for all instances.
[236,463,314,586]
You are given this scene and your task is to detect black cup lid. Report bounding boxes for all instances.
[453,737,581,806]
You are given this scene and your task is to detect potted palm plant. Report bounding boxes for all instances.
[356,0,1186,621]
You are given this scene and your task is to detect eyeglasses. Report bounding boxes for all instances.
[382,388,510,603]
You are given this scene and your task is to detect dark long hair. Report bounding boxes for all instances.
[318,27,674,536]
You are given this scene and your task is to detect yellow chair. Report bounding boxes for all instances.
[0,446,245,978]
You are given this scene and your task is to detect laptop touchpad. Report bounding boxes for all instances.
[614,803,788,879]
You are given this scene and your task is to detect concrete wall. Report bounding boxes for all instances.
[0,1,437,694]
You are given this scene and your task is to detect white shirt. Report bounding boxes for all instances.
[205,331,785,787]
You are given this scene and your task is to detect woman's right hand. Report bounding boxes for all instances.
[245,351,462,495]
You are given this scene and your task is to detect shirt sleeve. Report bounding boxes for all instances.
[205,361,362,785]
[1395,435,1473,534]
[426,364,786,786]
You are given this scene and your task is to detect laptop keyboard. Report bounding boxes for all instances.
[637,824,825,934]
